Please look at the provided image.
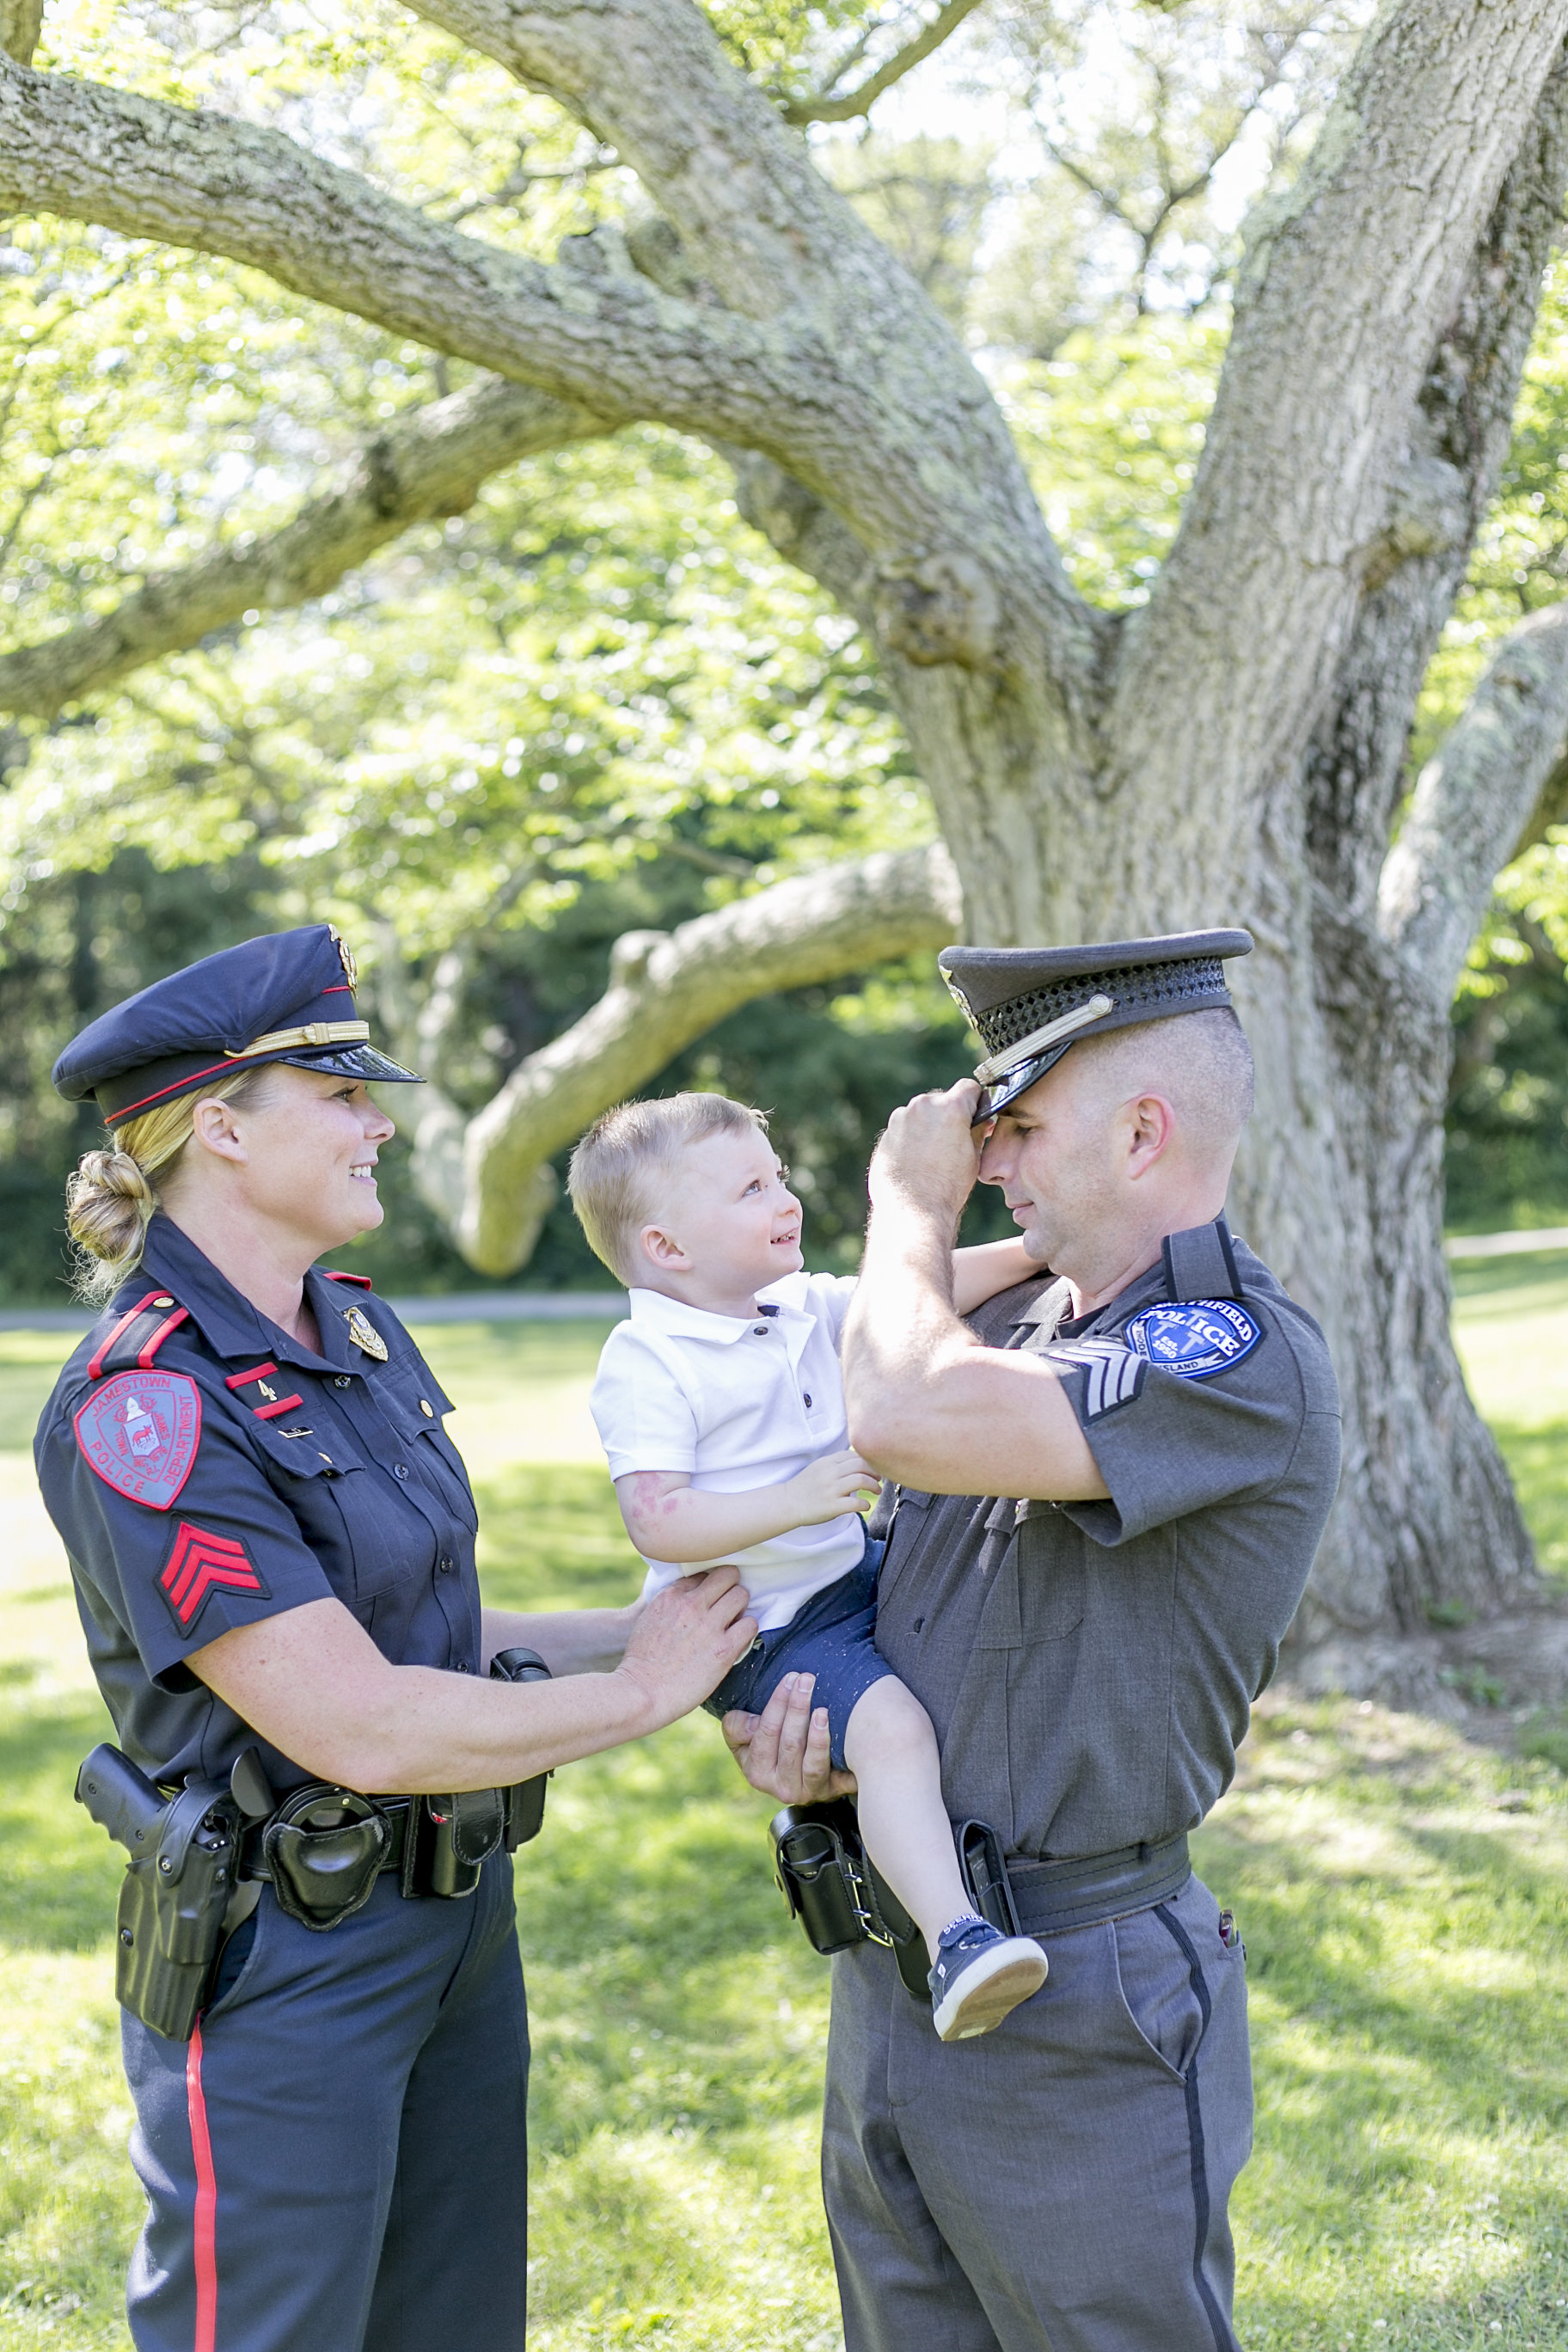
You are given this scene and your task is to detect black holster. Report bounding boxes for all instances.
[114,1782,240,2040]
[770,1799,930,2000]
[770,1803,1022,2002]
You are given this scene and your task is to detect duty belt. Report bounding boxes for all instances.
[771,1804,1192,2004]
[237,1782,524,1922]
[1003,1832,1191,1935]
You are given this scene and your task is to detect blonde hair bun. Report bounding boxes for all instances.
[63,1066,269,1302]
[65,1149,158,1285]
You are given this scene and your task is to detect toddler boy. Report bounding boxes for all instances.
[569,1092,1050,2041]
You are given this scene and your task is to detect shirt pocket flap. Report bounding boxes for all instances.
[248,1420,364,1482]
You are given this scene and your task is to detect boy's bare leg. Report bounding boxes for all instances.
[842,1676,975,1962]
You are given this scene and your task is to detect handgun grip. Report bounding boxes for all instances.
[76,1742,164,1854]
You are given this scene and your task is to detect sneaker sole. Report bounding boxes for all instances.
[934,1947,1049,2042]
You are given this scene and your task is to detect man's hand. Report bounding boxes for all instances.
[721,1670,858,1803]
[869,1080,987,1230]
[785,1449,879,1527]
[616,1567,756,1724]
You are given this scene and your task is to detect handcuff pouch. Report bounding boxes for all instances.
[263,1786,389,1930]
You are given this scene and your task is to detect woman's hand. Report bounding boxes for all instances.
[615,1566,757,1723]
[721,1671,858,1803]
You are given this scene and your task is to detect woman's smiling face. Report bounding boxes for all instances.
[181,1062,397,1258]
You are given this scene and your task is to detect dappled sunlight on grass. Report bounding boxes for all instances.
[1204,1694,1568,2345]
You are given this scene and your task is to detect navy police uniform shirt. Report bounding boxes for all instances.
[34,1214,481,1793]
[868,1218,1342,1864]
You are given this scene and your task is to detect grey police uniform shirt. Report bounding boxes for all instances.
[867,1219,1341,1863]
[34,1213,482,1794]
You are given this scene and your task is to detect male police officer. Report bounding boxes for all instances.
[727,930,1342,2352]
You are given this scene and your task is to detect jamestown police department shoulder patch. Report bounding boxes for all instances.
[1122,1298,1262,1379]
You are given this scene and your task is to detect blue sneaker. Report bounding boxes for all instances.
[929,1916,1048,2041]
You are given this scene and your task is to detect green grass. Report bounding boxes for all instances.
[6,1299,1568,2348]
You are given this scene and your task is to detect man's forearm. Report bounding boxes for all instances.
[844,1190,976,1452]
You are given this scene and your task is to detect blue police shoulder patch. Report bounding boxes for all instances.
[1122,1298,1262,1380]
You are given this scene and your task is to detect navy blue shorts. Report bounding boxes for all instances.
[702,1537,892,1770]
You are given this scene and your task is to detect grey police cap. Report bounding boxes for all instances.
[940,929,1253,1120]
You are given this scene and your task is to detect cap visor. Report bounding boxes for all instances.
[972,1039,1075,1124]
[279,1044,426,1085]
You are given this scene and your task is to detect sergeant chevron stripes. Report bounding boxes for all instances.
[1040,1338,1145,1420]
[159,1522,270,1631]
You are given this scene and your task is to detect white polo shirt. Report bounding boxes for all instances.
[589,1270,867,1631]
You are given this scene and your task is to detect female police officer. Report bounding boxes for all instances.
[34,922,756,2352]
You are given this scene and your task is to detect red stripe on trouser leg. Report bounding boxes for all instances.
[186,2020,218,2352]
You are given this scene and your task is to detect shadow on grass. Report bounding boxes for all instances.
[1197,1795,1568,2344]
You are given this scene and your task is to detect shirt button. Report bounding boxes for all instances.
[803,1393,812,1407]
[753,1325,769,1336]
[420,1399,435,1418]
[438,1556,454,1574]
[454,1661,470,1674]
[334,1375,352,1389]
[394,1464,408,1481]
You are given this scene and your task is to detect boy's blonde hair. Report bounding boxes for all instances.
[567,1093,769,1283]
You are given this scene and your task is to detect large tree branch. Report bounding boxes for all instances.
[407,0,889,316]
[781,0,987,127]
[0,54,1097,691]
[0,58,824,450]
[434,842,962,1271]
[403,0,1103,708]
[0,377,614,718]
[1302,40,1568,922]
[1378,604,1568,995]
[1111,0,1568,885]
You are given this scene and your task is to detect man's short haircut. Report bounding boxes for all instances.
[567,1093,769,1283]
[1069,1007,1254,1148]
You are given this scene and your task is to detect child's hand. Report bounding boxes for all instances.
[787,1448,880,1525]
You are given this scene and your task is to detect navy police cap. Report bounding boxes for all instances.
[940,928,1253,1120]
[52,923,424,1127]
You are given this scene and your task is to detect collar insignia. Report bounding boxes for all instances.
[343,1305,389,1361]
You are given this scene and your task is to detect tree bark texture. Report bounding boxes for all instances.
[6,0,1568,1632]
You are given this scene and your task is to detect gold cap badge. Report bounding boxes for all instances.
[330,926,359,991]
